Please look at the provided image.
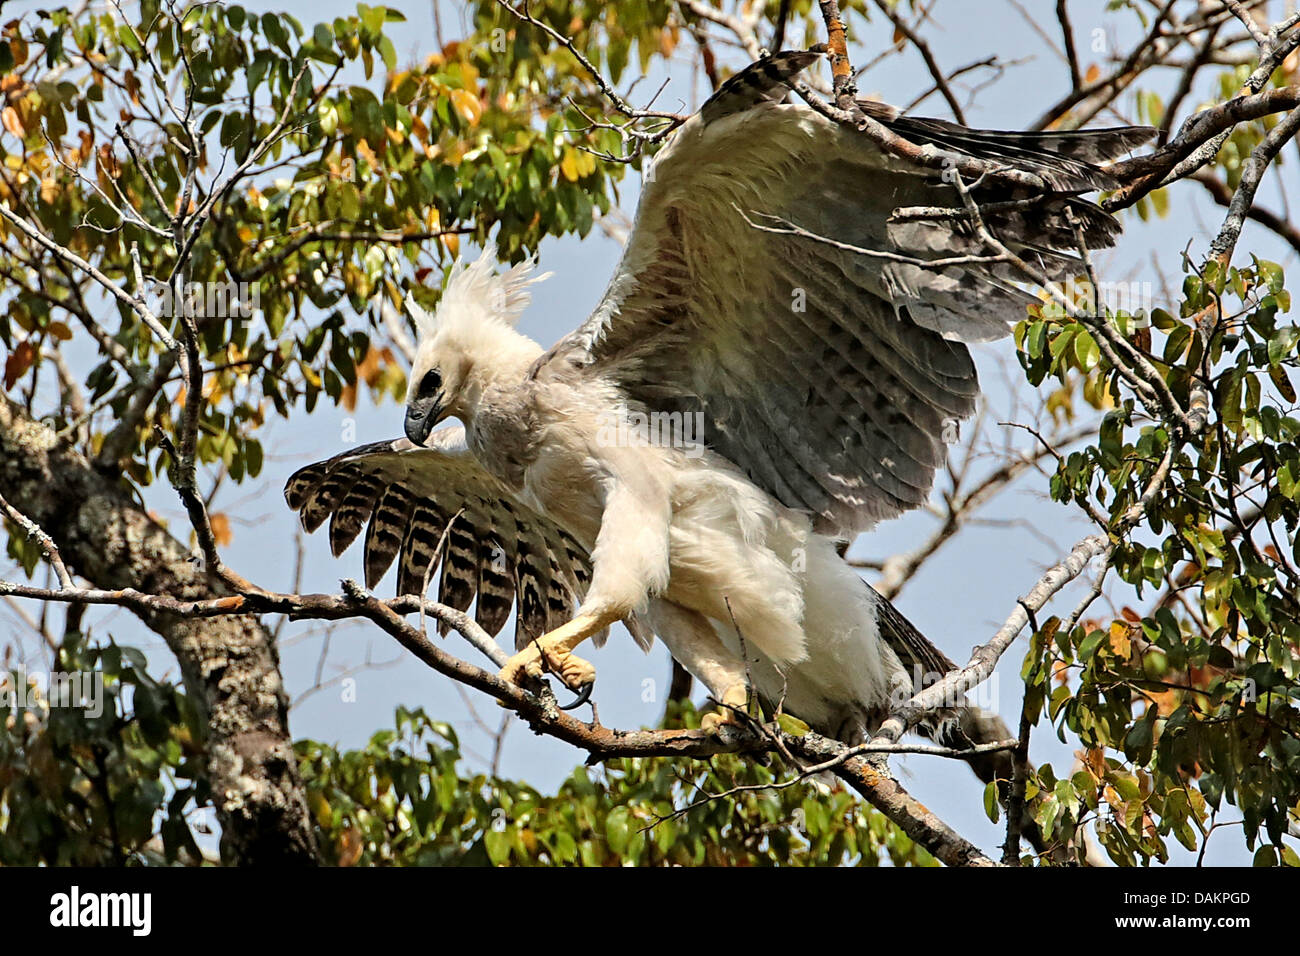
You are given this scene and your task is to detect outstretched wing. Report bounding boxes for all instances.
[550,51,1152,537]
[284,427,609,649]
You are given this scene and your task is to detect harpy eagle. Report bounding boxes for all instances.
[285,52,1150,761]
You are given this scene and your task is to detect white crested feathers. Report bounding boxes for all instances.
[406,242,552,339]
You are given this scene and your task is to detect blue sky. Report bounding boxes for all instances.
[5,0,1297,864]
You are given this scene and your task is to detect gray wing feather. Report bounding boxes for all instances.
[554,52,1151,536]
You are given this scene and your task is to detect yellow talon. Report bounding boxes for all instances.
[496,611,608,698]
[701,682,750,735]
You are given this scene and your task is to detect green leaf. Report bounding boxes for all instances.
[983,780,1001,824]
[378,35,396,72]
[776,713,810,737]
[117,25,143,53]
[605,806,630,855]
[483,828,509,865]
[1027,321,1047,360]
[1268,326,1298,366]
[261,13,288,51]
[1253,845,1278,867]
[358,3,386,36]
[1150,308,1177,331]
[1074,330,1100,371]
[1163,324,1191,363]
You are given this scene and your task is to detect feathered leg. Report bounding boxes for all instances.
[500,473,672,702]
[645,600,751,733]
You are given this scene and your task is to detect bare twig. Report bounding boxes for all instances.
[869,532,1111,749]
[0,495,74,590]
[869,0,966,122]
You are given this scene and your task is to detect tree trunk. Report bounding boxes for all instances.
[0,398,318,864]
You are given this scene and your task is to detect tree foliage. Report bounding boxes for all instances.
[0,635,206,865]
[300,703,932,866]
[2,656,932,866]
[1015,254,1300,865]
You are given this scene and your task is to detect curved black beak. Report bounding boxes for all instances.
[404,396,441,447]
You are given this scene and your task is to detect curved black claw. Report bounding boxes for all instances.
[558,679,595,711]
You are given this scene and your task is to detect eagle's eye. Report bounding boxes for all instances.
[417,369,442,398]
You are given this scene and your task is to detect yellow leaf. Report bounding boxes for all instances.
[777,713,810,736]
[440,232,459,257]
[356,139,379,169]
[210,513,233,547]
[48,321,72,341]
[2,106,24,138]
[1084,63,1101,85]
[560,146,595,182]
[1108,621,1132,660]
[560,147,580,182]
[411,115,429,144]
[311,792,332,828]
[441,138,466,167]
[658,27,679,58]
[339,827,364,866]
[1151,187,1169,218]
[449,87,482,125]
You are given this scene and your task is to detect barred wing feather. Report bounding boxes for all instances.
[283,427,607,650]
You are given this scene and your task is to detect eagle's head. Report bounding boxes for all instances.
[403,243,549,445]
